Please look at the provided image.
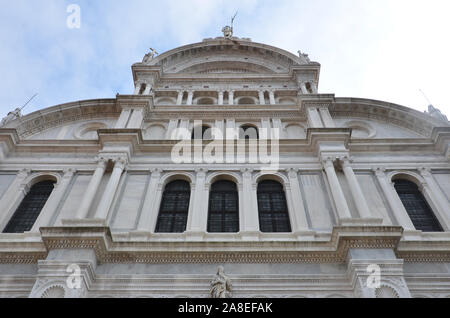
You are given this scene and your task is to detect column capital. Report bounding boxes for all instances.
[195,168,208,176]
[240,168,254,175]
[287,168,299,178]
[322,157,335,169]
[17,168,31,179]
[95,156,109,167]
[373,167,387,176]
[150,168,162,174]
[61,168,76,179]
[418,167,432,177]
[339,156,353,168]
[113,157,127,170]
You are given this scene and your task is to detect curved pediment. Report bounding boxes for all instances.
[143,38,314,75]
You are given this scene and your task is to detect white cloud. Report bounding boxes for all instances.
[0,0,449,120]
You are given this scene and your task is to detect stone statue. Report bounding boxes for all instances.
[298,50,311,63]
[210,266,232,298]
[222,25,233,39]
[1,108,22,127]
[222,12,237,39]
[142,48,158,63]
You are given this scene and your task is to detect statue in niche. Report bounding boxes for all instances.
[210,266,232,298]
[142,48,158,63]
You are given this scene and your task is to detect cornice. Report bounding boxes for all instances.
[1,225,449,264]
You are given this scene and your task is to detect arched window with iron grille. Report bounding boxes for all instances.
[257,180,291,233]
[239,125,259,140]
[155,180,191,233]
[207,180,239,233]
[191,125,212,140]
[394,179,443,232]
[3,180,55,233]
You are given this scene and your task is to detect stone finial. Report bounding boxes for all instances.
[210,266,232,298]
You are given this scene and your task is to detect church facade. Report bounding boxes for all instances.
[0,32,450,298]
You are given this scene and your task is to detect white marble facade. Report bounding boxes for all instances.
[0,35,450,298]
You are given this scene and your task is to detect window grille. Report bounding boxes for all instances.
[155,180,191,233]
[394,179,443,232]
[257,180,291,233]
[3,180,55,233]
[207,180,239,233]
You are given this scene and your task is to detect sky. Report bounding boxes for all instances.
[0,0,449,120]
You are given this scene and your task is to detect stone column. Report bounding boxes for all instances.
[186,91,194,105]
[286,169,310,232]
[228,90,234,105]
[260,118,271,140]
[137,169,162,232]
[115,109,132,129]
[269,90,276,105]
[271,118,282,139]
[75,158,108,219]
[218,91,224,105]
[166,119,179,140]
[306,107,324,128]
[215,120,225,140]
[258,91,265,105]
[0,169,31,230]
[143,83,152,95]
[322,158,352,220]
[95,157,127,221]
[176,91,184,105]
[419,167,450,229]
[134,82,143,95]
[127,109,144,129]
[241,169,259,233]
[310,81,318,94]
[341,158,372,218]
[32,169,76,231]
[319,107,336,128]
[187,169,208,232]
[225,119,236,140]
[373,168,415,230]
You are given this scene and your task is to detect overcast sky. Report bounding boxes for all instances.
[1,0,449,120]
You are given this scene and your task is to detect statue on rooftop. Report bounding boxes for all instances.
[142,48,158,63]
[0,108,22,127]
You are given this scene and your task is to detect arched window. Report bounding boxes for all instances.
[238,97,255,105]
[191,125,212,140]
[394,179,443,232]
[257,180,291,233]
[207,180,239,233]
[239,125,259,140]
[155,180,191,233]
[3,180,55,233]
[197,97,215,105]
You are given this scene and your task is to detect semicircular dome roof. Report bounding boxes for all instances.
[143,37,315,75]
